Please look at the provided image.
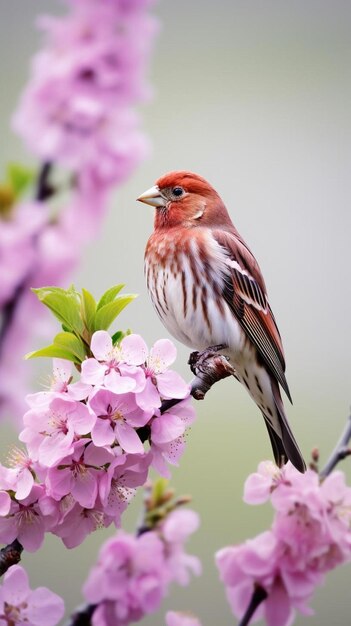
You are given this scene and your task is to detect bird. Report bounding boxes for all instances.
[137,171,306,473]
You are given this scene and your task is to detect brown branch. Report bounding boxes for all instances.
[161,351,236,414]
[0,540,23,576]
[0,161,53,359]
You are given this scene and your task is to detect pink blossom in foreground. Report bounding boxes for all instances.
[83,508,201,626]
[166,612,202,626]
[217,462,351,626]
[0,331,195,550]
[0,565,64,626]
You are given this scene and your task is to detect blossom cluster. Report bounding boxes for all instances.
[0,0,157,422]
[0,565,64,626]
[0,332,195,551]
[13,0,157,185]
[216,461,351,626]
[83,508,201,626]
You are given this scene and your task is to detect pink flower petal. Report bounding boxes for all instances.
[91,419,115,447]
[91,330,113,361]
[80,359,105,385]
[52,359,72,383]
[135,377,161,411]
[104,369,136,393]
[15,469,34,501]
[0,492,11,516]
[115,422,144,454]
[265,581,293,626]
[149,339,177,372]
[121,334,148,365]
[151,414,185,444]
[3,565,29,605]
[26,587,65,626]
[156,371,189,399]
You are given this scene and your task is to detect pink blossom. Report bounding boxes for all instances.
[45,441,114,508]
[217,462,351,626]
[161,509,201,586]
[81,331,145,392]
[151,400,196,478]
[20,396,95,467]
[0,485,47,552]
[99,452,150,521]
[84,531,167,625]
[53,500,114,549]
[6,447,35,500]
[0,565,64,626]
[88,388,147,453]
[166,612,202,626]
[83,505,201,626]
[13,0,156,184]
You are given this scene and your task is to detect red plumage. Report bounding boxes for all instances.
[139,171,306,472]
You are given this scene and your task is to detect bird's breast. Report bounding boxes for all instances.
[144,229,246,355]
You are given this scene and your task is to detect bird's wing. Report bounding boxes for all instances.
[212,229,292,402]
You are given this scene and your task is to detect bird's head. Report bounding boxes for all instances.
[137,170,232,230]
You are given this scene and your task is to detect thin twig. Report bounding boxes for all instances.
[0,161,53,359]
[0,540,23,576]
[65,603,96,626]
[238,585,268,626]
[35,161,53,202]
[320,412,351,477]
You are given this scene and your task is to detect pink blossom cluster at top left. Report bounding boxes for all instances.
[13,0,157,186]
[0,332,195,551]
[216,461,351,626]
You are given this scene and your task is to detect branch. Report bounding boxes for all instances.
[65,603,96,626]
[238,585,268,626]
[0,161,52,359]
[0,540,23,576]
[320,412,351,477]
[35,161,53,202]
[161,351,236,414]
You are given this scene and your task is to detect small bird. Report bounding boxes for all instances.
[138,171,306,472]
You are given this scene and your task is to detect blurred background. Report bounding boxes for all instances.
[0,0,350,624]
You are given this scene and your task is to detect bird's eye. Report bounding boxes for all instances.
[172,186,184,197]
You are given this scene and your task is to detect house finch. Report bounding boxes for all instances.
[138,171,306,472]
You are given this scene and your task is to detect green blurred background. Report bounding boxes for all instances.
[0,0,351,624]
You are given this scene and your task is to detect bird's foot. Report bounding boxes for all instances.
[188,344,228,376]
[188,346,235,400]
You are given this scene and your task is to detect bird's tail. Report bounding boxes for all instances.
[264,380,306,473]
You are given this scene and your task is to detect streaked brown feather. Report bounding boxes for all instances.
[212,229,292,402]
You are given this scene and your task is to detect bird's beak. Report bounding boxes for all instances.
[137,185,167,208]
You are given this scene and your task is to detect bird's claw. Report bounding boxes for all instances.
[188,344,229,376]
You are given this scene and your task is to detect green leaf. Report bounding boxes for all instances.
[25,345,77,362]
[111,330,124,345]
[7,163,35,197]
[53,332,86,362]
[81,288,96,334]
[96,284,125,311]
[32,287,83,335]
[94,294,136,331]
